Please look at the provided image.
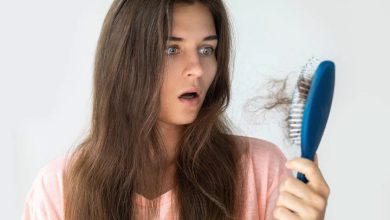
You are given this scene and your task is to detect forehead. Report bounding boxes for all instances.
[170,2,216,39]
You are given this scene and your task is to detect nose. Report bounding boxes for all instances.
[183,52,203,78]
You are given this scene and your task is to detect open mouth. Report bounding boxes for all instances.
[178,92,199,100]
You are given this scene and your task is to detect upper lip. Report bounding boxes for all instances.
[178,87,202,98]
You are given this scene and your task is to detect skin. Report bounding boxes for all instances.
[157,2,218,166]
[144,2,217,198]
[154,3,331,219]
[274,157,330,220]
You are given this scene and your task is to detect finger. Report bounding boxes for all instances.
[276,190,307,215]
[273,206,300,220]
[279,177,328,212]
[279,176,316,201]
[286,157,327,193]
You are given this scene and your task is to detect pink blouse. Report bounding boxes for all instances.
[22,137,303,220]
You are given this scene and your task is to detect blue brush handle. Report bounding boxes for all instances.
[297,61,335,184]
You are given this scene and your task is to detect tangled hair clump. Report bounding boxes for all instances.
[242,74,298,141]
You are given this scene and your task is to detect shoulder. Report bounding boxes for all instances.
[230,135,293,219]
[22,156,68,220]
[31,156,67,192]
[231,135,288,167]
[36,156,67,179]
[230,135,292,193]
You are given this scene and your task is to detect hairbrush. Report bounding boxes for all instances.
[288,57,335,184]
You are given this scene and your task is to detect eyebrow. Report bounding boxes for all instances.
[167,35,218,42]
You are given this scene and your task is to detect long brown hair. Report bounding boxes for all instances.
[63,0,249,219]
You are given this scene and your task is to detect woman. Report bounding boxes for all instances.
[22,0,330,219]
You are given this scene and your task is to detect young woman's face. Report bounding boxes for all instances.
[158,2,218,128]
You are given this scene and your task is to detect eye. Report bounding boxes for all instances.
[199,47,215,56]
[165,46,180,56]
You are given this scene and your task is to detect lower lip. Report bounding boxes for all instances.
[178,97,201,106]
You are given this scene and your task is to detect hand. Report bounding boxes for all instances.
[273,157,330,220]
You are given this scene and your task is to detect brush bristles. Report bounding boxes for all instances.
[288,57,319,146]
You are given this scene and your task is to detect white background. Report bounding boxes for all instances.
[1,0,389,219]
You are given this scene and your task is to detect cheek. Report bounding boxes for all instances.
[204,60,218,85]
[160,70,178,108]
[161,63,175,93]
[158,79,176,119]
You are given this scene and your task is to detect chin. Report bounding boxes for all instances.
[176,115,198,125]
[158,115,198,127]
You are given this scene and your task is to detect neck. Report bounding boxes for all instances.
[157,120,184,166]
